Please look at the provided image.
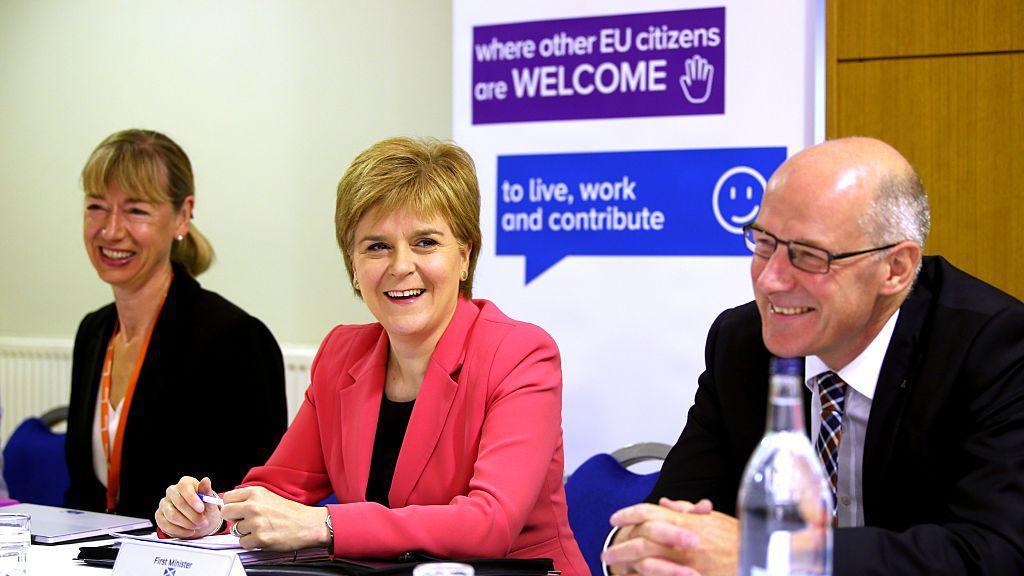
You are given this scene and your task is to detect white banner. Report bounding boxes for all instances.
[453,0,817,472]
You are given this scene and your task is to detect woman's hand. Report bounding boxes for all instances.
[221,486,330,551]
[155,476,223,539]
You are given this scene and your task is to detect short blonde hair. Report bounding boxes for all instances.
[81,129,214,276]
[335,137,482,298]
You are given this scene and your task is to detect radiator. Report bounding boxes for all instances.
[281,346,316,423]
[0,338,73,444]
[0,337,315,446]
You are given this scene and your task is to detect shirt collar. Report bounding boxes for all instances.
[803,309,900,400]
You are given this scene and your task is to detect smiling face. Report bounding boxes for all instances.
[714,167,766,233]
[751,148,896,370]
[351,205,470,349]
[83,181,191,294]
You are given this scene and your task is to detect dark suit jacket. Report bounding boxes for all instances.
[65,264,288,519]
[648,256,1024,575]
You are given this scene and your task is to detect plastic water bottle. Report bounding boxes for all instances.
[737,357,832,576]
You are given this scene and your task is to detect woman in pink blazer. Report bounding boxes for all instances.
[155,137,588,576]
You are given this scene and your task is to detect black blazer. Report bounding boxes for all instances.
[648,256,1024,575]
[65,264,288,519]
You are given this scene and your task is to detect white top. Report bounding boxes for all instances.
[91,391,124,489]
[804,309,900,527]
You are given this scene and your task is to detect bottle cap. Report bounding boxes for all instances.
[413,563,474,576]
[770,356,802,377]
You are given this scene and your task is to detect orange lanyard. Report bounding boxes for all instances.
[99,280,170,512]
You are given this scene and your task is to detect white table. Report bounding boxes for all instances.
[28,537,118,574]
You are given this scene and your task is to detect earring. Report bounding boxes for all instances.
[460,270,468,281]
[176,234,184,241]
[353,278,360,290]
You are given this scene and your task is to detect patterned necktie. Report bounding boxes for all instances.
[815,371,847,516]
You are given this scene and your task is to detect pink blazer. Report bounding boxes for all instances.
[240,298,589,576]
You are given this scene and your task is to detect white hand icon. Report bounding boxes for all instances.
[679,54,715,104]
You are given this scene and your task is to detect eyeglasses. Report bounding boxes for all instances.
[742,223,897,274]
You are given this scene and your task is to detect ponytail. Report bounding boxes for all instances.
[172,222,215,276]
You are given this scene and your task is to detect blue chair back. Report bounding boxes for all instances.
[3,417,69,506]
[565,453,660,576]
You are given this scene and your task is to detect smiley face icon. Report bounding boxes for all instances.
[712,166,767,234]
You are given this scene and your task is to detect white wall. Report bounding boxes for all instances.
[0,0,452,346]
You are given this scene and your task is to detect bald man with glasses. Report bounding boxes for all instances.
[603,137,1024,576]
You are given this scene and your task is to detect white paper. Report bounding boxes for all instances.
[112,532,243,550]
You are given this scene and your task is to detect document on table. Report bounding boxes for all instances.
[113,532,242,550]
[111,532,329,565]
[172,534,243,550]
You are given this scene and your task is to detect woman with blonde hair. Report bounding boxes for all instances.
[156,137,589,575]
[65,129,288,519]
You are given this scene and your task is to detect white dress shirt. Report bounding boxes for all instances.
[804,309,899,527]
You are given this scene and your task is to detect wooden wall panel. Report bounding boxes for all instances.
[828,0,1024,301]
[836,0,1024,60]
[834,54,1024,298]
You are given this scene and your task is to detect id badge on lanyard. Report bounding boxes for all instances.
[99,279,170,512]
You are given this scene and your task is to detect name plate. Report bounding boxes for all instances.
[112,538,247,576]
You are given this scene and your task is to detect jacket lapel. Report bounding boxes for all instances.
[124,266,198,423]
[120,267,194,467]
[78,307,117,498]
[862,273,933,514]
[340,329,389,501]
[388,299,477,507]
[85,312,117,412]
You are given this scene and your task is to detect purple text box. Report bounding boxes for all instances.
[472,8,725,124]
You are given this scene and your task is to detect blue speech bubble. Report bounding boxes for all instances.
[496,147,787,282]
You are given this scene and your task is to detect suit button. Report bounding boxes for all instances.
[841,496,851,506]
